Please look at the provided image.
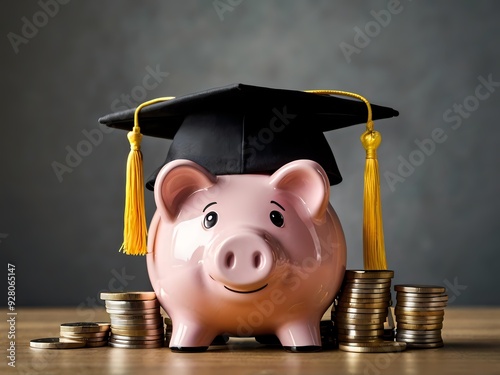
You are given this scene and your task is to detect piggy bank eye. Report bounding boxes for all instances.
[270,210,284,228]
[203,211,218,229]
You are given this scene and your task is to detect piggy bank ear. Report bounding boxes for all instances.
[269,160,330,223]
[154,160,217,221]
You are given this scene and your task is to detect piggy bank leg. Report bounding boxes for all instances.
[276,319,322,352]
[169,320,217,352]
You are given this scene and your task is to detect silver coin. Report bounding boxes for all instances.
[106,308,160,315]
[111,333,164,341]
[60,322,110,333]
[394,285,446,294]
[105,300,159,309]
[111,324,164,332]
[396,330,442,338]
[110,327,165,336]
[339,341,406,353]
[337,335,382,342]
[108,313,161,320]
[109,341,164,349]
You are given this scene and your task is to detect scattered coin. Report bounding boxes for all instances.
[30,338,86,349]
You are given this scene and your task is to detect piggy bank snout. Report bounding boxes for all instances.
[208,232,274,291]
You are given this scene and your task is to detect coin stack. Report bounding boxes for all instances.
[100,292,164,349]
[394,285,447,349]
[59,322,110,347]
[333,270,406,353]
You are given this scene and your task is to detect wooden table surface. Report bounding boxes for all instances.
[2,307,499,375]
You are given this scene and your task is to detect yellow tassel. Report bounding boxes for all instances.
[305,90,388,270]
[120,97,175,256]
[361,127,387,270]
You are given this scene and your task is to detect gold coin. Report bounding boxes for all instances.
[337,335,381,342]
[111,318,163,326]
[30,338,86,349]
[338,302,391,309]
[342,288,391,294]
[105,300,159,309]
[337,328,384,336]
[100,291,157,301]
[395,316,443,324]
[60,322,110,333]
[336,306,388,314]
[334,311,388,319]
[397,323,443,330]
[342,278,393,284]
[334,317,386,325]
[339,292,391,300]
[396,295,448,303]
[336,323,382,330]
[343,281,392,289]
[60,336,108,343]
[395,306,445,312]
[339,341,406,353]
[344,270,395,279]
[396,301,447,308]
[59,331,109,339]
[394,285,446,294]
[394,309,445,316]
[338,297,390,304]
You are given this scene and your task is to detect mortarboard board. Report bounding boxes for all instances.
[98,83,398,269]
[99,83,398,189]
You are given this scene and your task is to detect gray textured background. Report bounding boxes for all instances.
[1,1,499,307]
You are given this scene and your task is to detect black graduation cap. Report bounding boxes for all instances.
[99,83,398,189]
[99,83,398,260]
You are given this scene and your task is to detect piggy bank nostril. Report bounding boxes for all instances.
[253,252,264,269]
[225,251,235,269]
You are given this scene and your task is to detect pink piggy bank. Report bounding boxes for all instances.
[147,159,346,352]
